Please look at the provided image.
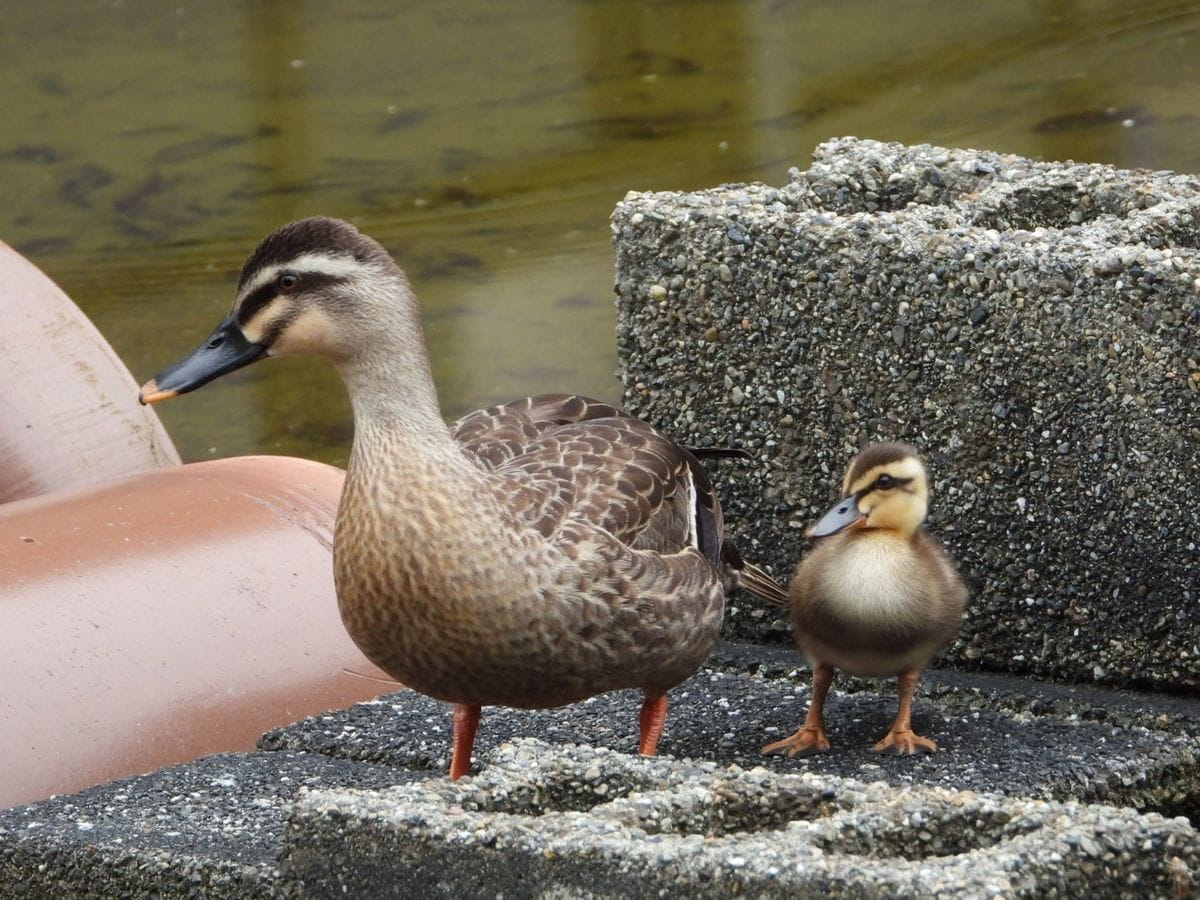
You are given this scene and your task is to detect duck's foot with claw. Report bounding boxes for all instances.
[762,726,831,757]
[872,728,937,755]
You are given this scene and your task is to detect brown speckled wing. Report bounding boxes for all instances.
[452,394,721,560]
[451,394,623,470]
[441,394,731,704]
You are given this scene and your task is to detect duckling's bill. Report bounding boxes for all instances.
[806,493,867,538]
[138,314,266,405]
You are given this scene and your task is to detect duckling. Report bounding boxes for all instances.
[139,217,788,780]
[763,442,966,757]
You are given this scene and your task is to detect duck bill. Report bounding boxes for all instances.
[138,314,266,405]
[806,494,868,538]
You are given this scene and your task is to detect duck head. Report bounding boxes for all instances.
[139,217,408,405]
[807,442,929,538]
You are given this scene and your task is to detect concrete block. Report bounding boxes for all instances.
[262,654,1200,816]
[0,751,423,898]
[4,650,1198,896]
[282,739,1200,898]
[612,137,1200,689]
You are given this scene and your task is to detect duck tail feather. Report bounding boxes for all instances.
[737,562,790,606]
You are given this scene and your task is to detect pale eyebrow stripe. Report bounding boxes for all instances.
[239,253,367,298]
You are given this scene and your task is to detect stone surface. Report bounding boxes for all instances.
[3,648,1199,897]
[612,137,1200,690]
[0,750,426,898]
[283,740,1200,899]
[261,649,1200,816]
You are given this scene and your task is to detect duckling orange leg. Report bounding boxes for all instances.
[873,669,937,754]
[762,663,834,756]
[450,703,481,779]
[638,691,668,755]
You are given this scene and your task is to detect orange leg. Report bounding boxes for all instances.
[763,663,834,756]
[638,691,668,755]
[450,703,481,779]
[873,669,937,754]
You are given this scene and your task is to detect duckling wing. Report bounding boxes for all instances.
[912,529,970,630]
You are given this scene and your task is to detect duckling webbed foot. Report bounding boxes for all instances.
[763,725,831,756]
[762,662,834,757]
[872,728,937,755]
[871,669,937,755]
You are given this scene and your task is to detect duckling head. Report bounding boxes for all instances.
[140,217,413,404]
[807,442,929,539]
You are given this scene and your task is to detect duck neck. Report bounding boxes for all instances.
[338,346,448,444]
[331,311,513,555]
[325,274,446,433]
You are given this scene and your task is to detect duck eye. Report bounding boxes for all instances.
[876,474,896,490]
[278,273,299,291]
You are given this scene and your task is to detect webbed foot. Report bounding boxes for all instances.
[762,725,831,757]
[872,728,937,755]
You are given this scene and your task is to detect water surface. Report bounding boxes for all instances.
[2,0,1197,464]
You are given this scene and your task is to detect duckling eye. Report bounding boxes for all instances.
[875,474,897,490]
[278,273,300,292]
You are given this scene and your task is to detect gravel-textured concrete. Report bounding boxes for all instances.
[261,650,1200,816]
[2,647,1198,896]
[612,137,1200,691]
[283,740,1200,899]
[0,751,427,898]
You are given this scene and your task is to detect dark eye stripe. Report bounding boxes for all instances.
[236,271,347,325]
[237,282,279,325]
[872,474,914,492]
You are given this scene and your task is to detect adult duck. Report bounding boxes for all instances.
[140,217,786,778]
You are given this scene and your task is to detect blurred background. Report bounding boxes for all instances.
[2,0,1196,465]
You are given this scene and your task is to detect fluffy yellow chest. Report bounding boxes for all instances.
[813,534,925,621]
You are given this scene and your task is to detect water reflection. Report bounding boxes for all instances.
[1,0,1197,463]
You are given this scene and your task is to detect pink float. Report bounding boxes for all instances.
[0,242,388,808]
[0,241,180,504]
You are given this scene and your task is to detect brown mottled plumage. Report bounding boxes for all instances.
[139,217,787,779]
[763,442,967,757]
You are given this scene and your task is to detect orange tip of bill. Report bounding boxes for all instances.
[138,379,178,405]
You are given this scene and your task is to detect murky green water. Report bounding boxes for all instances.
[3,0,1197,465]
